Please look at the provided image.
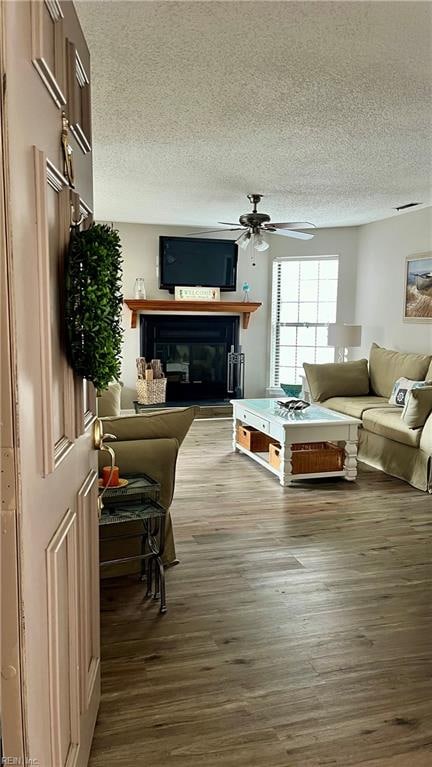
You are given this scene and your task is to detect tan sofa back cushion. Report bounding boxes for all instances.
[402,386,432,429]
[369,343,432,398]
[303,359,369,402]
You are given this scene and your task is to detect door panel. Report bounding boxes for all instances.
[34,148,75,473]
[74,373,97,438]
[46,508,80,767]
[31,0,67,108]
[48,184,66,446]
[34,147,58,475]
[62,1,93,204]
[67,40,92,154]
[70,191,96,438]
[77,471,100,713]
[4,1,99,763]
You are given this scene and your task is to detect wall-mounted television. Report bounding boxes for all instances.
[159,236,238,293]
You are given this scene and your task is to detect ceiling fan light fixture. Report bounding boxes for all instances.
[253,233,269,252]
[238,231,251,249]
[194,195,315,249]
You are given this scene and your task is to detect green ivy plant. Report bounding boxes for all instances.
[66,223,123,390]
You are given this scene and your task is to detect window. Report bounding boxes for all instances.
[270,256,339,387]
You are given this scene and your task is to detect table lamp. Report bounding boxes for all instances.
[327,323,362,362]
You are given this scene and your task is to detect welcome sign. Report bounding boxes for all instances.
[174,286,220,301]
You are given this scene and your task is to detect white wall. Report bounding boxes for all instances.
[354,207,432,359]
[111,222,359,408]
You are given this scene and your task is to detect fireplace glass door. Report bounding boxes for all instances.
[140,315,240,402]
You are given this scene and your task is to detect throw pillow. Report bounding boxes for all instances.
[369,343,431,398]
[402,386,432,429]
[389,377,431,407]
[303,359,369,402]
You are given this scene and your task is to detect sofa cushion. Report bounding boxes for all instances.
[402,386,432,429]
[321,396,395,419]
[369,343,431,398]
[362,407,422,448]
[303,359,369,402]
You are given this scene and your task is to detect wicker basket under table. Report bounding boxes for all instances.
[269,441,344,474]
[237,424,278,453]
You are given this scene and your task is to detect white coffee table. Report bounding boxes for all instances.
[231,398,360,487]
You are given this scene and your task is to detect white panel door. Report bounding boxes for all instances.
[3,2,100,764]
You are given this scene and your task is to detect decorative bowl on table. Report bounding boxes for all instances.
[280,383,302,398]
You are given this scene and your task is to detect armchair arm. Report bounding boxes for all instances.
[101,406,196,447]
[98,437,179,510]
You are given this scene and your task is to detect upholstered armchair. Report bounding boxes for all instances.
[97,385,195,573]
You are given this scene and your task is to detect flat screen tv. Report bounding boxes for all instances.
[159,236,238,292]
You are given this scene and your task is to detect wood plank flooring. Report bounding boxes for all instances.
[89,419,432,767]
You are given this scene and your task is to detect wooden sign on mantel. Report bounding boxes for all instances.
[174,286,220,302]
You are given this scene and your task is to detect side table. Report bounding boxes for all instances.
[99,473,167,613]
[100,471,160,505]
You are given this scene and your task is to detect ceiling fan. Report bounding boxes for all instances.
[188,194,316,252]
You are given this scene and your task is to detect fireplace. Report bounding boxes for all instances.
[140,314,242,403]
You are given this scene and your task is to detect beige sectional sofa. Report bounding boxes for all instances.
[304,344,432,492]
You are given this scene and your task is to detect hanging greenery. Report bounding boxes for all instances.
[66,223,123,390]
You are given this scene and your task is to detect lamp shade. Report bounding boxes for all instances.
[327,324,362,348]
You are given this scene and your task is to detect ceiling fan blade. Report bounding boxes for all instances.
[269,228,315,240]
[265,222,316,230]
[218,221,243,226]
[183,228,243,236]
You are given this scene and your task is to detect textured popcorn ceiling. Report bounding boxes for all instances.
[76,1,432,227]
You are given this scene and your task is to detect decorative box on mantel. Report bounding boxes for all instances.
[124,299,262,330]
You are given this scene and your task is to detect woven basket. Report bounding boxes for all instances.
[269,441,344,474]
[237,425,278,453]
[136,378,167,405]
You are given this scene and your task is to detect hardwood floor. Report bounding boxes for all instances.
[89,419,432,767]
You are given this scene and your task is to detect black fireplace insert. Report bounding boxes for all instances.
[140,315,242,403]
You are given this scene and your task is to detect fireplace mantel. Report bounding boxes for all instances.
[124,299,262,330]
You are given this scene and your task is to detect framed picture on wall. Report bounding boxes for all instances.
[404,252,432,322]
